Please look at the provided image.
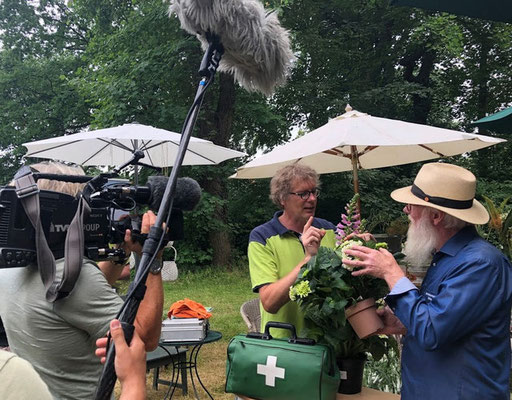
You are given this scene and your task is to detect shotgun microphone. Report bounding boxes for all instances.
[168,0,294,96]
[146,176,201,211]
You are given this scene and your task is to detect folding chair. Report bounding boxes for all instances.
[240,298,261,333]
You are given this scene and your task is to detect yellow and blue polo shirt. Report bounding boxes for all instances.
[248,211,336,338]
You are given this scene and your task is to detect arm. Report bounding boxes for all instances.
[98,260,129,287]
[133,269,163,351]
[258,263,304,314]
[131,211,164,351]
[99,214,134,286]
[255,217,325,314]
[386,256,507,350]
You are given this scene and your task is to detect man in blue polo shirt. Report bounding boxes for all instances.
[248,164,337,338]
[343,163,512,400]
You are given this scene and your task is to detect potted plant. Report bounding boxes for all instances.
[289,194,397,394]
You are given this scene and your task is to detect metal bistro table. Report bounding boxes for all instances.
[161,330,222,400]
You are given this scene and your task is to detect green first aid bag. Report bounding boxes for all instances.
[225,322,339,400]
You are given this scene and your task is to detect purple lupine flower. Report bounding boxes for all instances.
[335,194,362,245]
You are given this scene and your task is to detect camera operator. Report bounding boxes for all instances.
[0,162,164,400]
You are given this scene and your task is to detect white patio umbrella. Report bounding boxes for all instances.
[24,123,245,169]
[232,105,505,209]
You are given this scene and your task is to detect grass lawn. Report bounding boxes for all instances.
[117,266,257,400]
[113,265,512,399]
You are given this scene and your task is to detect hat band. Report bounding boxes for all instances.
[411,184,473,210]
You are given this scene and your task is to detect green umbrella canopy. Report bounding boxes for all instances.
[472,107,512,135]
[391,0,512,23]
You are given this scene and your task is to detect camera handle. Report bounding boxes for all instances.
[112,149,162,175]
[112,150,145,174]
[94,34,224,400]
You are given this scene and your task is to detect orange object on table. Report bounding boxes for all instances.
[168,298,212,319]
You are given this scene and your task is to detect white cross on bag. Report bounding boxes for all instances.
[257,355,286,387]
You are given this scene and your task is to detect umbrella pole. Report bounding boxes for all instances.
[133,139,139,186]
[350,145,361,213]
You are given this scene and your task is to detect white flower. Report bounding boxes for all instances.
[337,239,362,271]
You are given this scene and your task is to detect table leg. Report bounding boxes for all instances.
[163,355,177,400]
[161,346,189,400]
[190,343,214,400]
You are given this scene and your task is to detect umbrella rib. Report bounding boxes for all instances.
[106,139,133,152]
[80,138,134,165]
[419,144,447,157]
[324,148,351,157]
[137,140,156,166]
[323,145,378,157]
[143,140,218,164]
[25,140,81,156]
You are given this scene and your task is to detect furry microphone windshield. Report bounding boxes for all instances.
[168,0,294,96]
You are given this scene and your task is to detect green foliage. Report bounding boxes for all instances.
[290,246,396,359]
[364,348,401,393]
[172,192,228,270]
[477,194,512,259]
[0,0,510,269]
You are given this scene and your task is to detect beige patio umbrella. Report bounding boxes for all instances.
[232,105,506,210]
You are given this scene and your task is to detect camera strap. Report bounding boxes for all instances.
[14,166,90,302]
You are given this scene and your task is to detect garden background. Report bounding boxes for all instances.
[0,0,510,398]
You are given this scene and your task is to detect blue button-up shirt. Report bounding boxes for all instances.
[386,226,512,400]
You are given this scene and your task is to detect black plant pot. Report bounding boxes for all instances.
[336,357,366,394]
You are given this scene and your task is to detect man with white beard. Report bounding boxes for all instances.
[343,162,512,400]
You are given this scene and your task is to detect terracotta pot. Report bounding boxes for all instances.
[336,356,366,394]
[345,298,383,339]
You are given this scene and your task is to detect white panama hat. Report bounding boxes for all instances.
[391,163,489,225]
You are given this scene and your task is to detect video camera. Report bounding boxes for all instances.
[0,170,201,268]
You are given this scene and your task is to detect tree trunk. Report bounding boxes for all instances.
[400,48,436,124]
[473,29,492,177]
[199,73,236,267]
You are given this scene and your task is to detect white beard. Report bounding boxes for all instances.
[403,213,438,268]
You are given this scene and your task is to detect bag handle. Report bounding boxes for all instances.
[246,321,316,345]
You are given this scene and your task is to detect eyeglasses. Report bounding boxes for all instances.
[288,189,320,201]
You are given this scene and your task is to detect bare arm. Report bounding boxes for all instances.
[98,260,128,286]
[259,262,305,314]
[128,211,164,351]
[99,214,134,286]
[259,217,325,314]
[133,268,163,351]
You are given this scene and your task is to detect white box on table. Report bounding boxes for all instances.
[160,317,208,342]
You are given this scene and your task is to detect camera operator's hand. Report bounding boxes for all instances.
[123,211,163,258]
[95,319,147,399]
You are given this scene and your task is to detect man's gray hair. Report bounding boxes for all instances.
[424,206,470,230]
[442,213,471,230]
[30,161,86,197]
[270,164,319,208]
